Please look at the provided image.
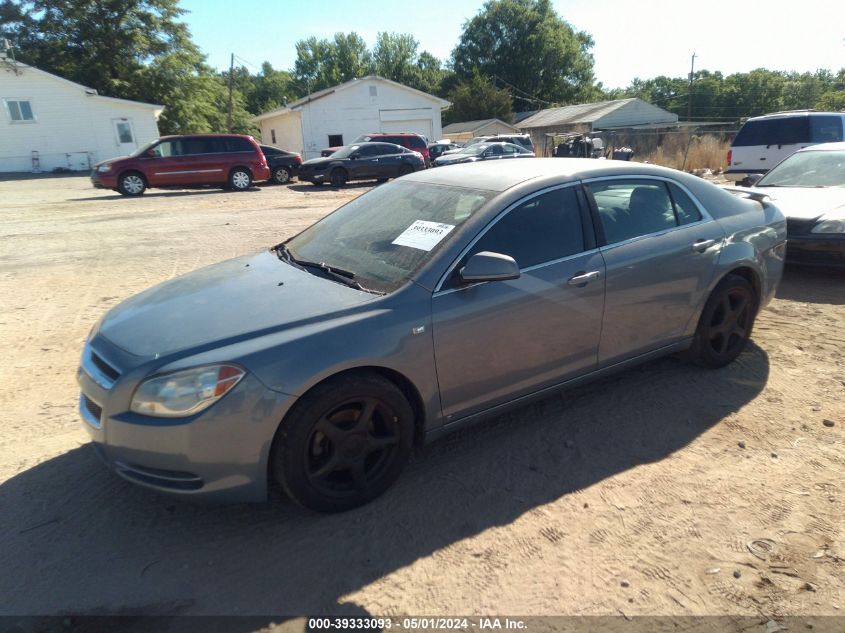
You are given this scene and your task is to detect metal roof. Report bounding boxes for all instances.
[441,118,518,134]
[518,98,644,129]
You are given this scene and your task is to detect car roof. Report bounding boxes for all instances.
[403,157,700,192]
[745,111,845,121]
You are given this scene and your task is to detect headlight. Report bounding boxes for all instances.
[811,219,845,234]
[130,364,245,418]
[97,164,112,173]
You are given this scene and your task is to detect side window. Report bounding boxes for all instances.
[503,145,517,155]
[328,134,343,147]
[810,116,844,143]
[357,145,381,157]
[181,138,208,155]
[487,145,504,156]
[589,180,677,245]
[778,117,811,145]
[155,141,176,157]
[667,182,703,225]
[465,187,585,270]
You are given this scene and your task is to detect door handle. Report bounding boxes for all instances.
[567,270,601,286]
[692,239,716,252]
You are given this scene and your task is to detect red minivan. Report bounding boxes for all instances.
[91,134,271,196]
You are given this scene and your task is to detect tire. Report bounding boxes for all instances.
[687,275,758,368]
[117,171,146,196]
[228,167,252,191]
[272,166,291,185]
[329,168,347,188]
[398,164,414,177]
[273,372,414,513]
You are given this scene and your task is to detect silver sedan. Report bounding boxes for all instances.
[78,159,786,512]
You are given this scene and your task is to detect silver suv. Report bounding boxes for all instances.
[725,111,845,184]
[467,134,534,154]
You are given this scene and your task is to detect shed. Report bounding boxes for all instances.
[441,118,520,142]
[0,59,163,172]
[518,98,678,156]
[254,76,451,159]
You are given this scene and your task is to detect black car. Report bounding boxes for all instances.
[299,142,426,187]
[432,142,535,167]
[260,145,302,184]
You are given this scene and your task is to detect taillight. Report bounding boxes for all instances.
[726,149,732,166]
[294,155,302,164]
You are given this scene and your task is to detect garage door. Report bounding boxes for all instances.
[380,119,433,140]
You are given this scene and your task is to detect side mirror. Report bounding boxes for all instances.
[459,251,520,283]
[145,149,157,158]
[745,173,762,186]
[350,152,360,160]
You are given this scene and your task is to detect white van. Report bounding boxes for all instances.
[725,111,845,183]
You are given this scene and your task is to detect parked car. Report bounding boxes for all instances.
[320,132,431,164]
[725,111,845,184]
[428,141,462,161]
[465,133,535,154]
[432,142,534,166]
[91,134,270,196]
[726,142,845,267]
[260,145,302,184]
[78,158,785,512]
[298,142,425,186]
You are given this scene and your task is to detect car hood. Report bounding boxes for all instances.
[746,186,845,220]
[97,250,376,357]
[301,157,335,168]
[94,156,131,169]
[434,154,476,165]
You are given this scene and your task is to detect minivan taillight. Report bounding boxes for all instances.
[726,149,732,166]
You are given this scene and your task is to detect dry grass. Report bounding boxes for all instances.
[639,135,729,173]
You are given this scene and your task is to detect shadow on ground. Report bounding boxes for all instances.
[0,345,769,618]
[776,265,845,306]
[69,188,263,202]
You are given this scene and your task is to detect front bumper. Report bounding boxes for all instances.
[297,171,327,183]
[77,338,296,503]
[787,235,845,267]
[90,171,118,189]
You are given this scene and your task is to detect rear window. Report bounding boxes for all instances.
[732,117,810,146]
[406,136,426,149]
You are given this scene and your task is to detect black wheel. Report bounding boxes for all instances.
[273,373,414,513]
[329,168,347,187]
[687,275,757,368]
[398,164,414,177]
[117,171,146,196]
[272,166,292,185]
[228,167,252,191]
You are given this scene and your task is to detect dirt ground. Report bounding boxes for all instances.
[0,174,843,621]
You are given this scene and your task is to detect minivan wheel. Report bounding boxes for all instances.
[687,275,757,368]
[273,373,414,513]
[228,168,252,190]
[272,166,291,184]
[329,168,347,187]
[118,171,146,196]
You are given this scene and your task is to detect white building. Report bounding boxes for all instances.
[441,118,521,143]
[0,59,163,172]
[254,75,450,159]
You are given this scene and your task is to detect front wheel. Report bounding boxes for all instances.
[329,168,347,188]
[118,171,146,196]
[687,275,757,368]
[273,373,414,513]
[228,168,252,191]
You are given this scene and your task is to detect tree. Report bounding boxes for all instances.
[443,71,513,125]
[451,0,597,107]
[293,32,371,93]
[0,0,252,134]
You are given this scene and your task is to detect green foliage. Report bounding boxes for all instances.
[451,0,598,108]
[443,71,514,125]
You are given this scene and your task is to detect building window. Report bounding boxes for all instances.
[328,134,343,147]
[369,86,378,97]
[5,99,35,122]
[271,129,277,144]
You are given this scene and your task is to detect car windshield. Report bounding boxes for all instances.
[329,145,362,159]
[130,140,158,157]
[458,144,489,156]
[757,150,845,188]
[284,180,495,293]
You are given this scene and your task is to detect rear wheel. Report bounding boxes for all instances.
[273,373,414,513]
[118,171,146,196]
[398,164,414,177]
[272,166,291,185]
[228,168,252,191]
[687,275,757,368]
[330,168,347,188]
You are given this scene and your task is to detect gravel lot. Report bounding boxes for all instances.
[0,174,843,620]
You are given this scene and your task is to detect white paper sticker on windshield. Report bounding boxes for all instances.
[392,220,455,251]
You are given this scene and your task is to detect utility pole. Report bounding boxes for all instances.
[687,52,696,121]
[226,53,234,132]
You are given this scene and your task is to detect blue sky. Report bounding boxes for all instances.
[179,0,845,89]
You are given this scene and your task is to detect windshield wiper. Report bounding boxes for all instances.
[273,243,384,295]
